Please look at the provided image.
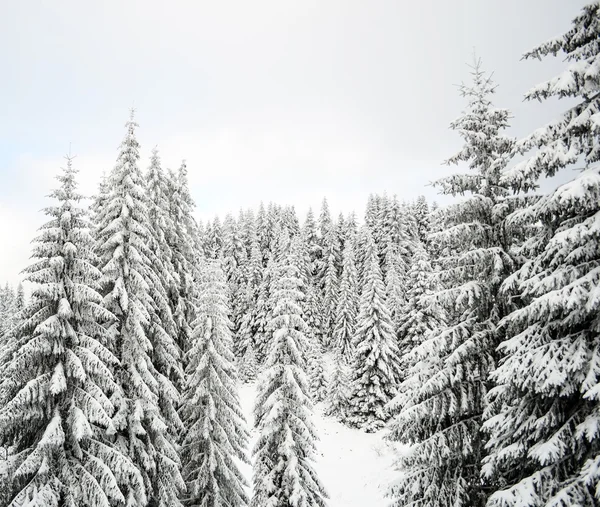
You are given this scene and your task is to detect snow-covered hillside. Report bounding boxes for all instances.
[238,382,407,507]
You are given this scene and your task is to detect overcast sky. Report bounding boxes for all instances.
[0,0,587,284]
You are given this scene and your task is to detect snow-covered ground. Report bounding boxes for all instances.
[238,382,407,506]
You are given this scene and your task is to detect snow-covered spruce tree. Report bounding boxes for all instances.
[373,193,391,264]
[385,243,447,507]
[335,212,347,255]
[265,202,284,262]
[166,160,201,357]
[332,237,359,361]
[307,343,328,404]
[238,340,258,383]
[364,193,381,231]
[381,195,412,275]
[0,156,145,506]
[235,237,263,360]
[205,216,223,260]
[14,283,25,312]
[252,236,327,507]
[387,58,516,507]
[344,226,401,433]
[301,210,324,346]
[354,218,371,289]
[303,207,322,280]
[324,353,351,420]
[383,244,406,333]
[320,226,340,349]
[344,211,358,242]
[146,149,181,353]
[395,242,442,370]
[281,205,301,238]
[0,283,15,338]
[256,202,269,266]
[95,113,184,506]
[252,253,276,366]
[179,260,249,507]
[412,195,430,244]
[483,5,600,504]
[221,213,248,344]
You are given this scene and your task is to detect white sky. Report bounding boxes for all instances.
[0,0,588,284]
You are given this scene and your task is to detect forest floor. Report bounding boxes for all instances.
[238,379,407,506]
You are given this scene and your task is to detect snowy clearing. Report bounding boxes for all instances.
[238,382,407,507]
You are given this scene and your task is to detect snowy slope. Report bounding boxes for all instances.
[238,382,407,507]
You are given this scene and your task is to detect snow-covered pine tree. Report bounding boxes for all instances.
[395,242,441,371]
[95,113,185,506]
[324,353,351,420]
[179,260,249,507]
[383,244,406,333]
[240,208,256,259]
[364,193,380,231]
[205,216,223,260]
[376,197,412,320]
[146,148,180,348]
[412,195,430,244]
[387,57,515,507]
[373,193,391,264]
[307,343,328,404]
[238,340,258,383]
[221,213,248,346]
[301,209,324,346]
[0,155,145,506]
[146,148,176,287]
[166,160,201,356]
[265,202,283,262]
[303,208,322,279]
[256,201,269,267]
[320,225,340,349]
[385,242,447,507]
[281,205,301,238]
[252,253,276,367]
[332,237,358,360]
[483,5,600,504]
[252,236,327,507]
[89,171,110,256]
[354,219,371,289]
[344,211,358,241]
[344,226,400,432]
[235,235,263,359]
[255,222,290,367]
[335,212,347,257]
[0,283,15,338]
[14,283,25,313]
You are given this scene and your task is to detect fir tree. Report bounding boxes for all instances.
[320,226,340,349]
[179,261,249,507]
[238,343,258,384]
[387,58,515,506]
[332,238,358,360]
[253,254,276,366]
[484,5,600,504]
[344,227,400,433]
[0,156,145,506]
[412,195,430,244]
[395,243,441,368]
[307,344,328,404]
[324,353,351,420]
[166,161,200,356]
[383,244,406,333]
[252,236,327,507]
[385,244,447,507]
[95,113,185,506]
